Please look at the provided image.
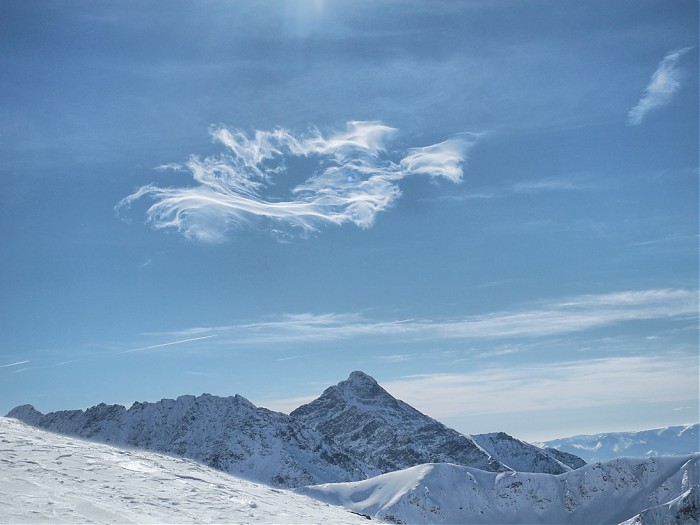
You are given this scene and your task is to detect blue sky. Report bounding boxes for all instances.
[1,0,697,442]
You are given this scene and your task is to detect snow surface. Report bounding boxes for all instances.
[300,455,700,524]
[620,484,699,525]
[538,423,699,463]
[0,417,375,524]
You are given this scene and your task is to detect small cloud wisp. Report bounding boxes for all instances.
[117,121,480,242]
[628,47,693,125]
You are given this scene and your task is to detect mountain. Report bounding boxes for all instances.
[7,393,369,488]
[0,417,372,524]
[537,423,700,462]
[290,371,578,475]
[7,371,584,487]
[290,371,505,473]
[470,431,578,474]
[301,454,700,525]
[540,445,588,470]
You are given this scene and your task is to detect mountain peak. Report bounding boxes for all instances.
[339,371,382,393]
[6,404,43,425]
[291,372,508,474]
[347,370,378,384]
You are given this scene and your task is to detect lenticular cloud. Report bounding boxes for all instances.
[117,121,479,242]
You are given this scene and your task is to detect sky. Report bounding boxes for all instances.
[1,0,698,443]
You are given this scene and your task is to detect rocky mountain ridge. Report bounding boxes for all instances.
[8,371,581,488]
[8,393,369,488]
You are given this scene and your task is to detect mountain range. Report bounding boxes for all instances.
[5,370,699,524]
[537,423,700,463]
[8,371,578,487]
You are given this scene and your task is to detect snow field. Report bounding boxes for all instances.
[0,417,376,524]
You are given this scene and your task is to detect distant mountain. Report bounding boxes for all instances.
[8,393,369,488]
[301,454,700,525]
[537,424,699,462]
[7,371,584,488]
[0,417,372,524]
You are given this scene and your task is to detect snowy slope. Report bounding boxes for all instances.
[301,455,699,525]
[0,417,375,524]
[620,485,699,525]
[8,393,370,488]
[538,423,700,462]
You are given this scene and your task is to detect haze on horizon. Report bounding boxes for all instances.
[1,0,698,442]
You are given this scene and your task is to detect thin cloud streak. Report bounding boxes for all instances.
[122,335,217,354]
[0,360,30,368]
[151,288,697,346]
[628,47,692,125]
[383,354,699,419]
[117,122,480,242]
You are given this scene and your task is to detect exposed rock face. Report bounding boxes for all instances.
[290,371,507,473]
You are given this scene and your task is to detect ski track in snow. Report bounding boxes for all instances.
[0,417,374,524]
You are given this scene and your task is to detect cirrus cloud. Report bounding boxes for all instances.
[117,121,480,242]
[627,47,693,125]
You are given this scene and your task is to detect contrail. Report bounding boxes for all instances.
[122,335,216,353]
[0,360,30,368]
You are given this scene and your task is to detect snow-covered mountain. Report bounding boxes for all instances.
[0,417,373,524]
[470,431,581,474]
[301,454,700,525]
[8,393,370,488]
[290,371,575,475]
[8,371,584,488]
[290,371,502,474]
[538,423,699,462]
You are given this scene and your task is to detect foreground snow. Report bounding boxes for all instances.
[0,417,374,524]
[300,455,699,524]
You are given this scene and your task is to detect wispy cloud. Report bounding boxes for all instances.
[151,288,697,346]
[121,335,217,354]
[510,178,582,194]
[424,175,591,203]
[628,47,693,125]
[117,122,480,242]
[376,354,415,363]
[383,353,699,418]
[0,360,30,369]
